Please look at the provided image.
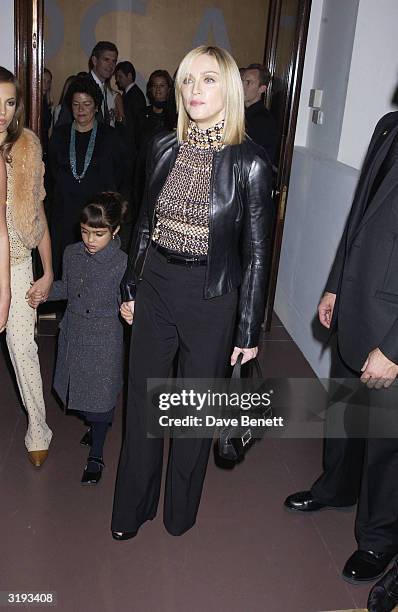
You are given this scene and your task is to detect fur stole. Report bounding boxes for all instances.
[9,128,46,248]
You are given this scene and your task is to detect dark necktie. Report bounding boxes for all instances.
[102,84,110,125]
[368,136,398,205]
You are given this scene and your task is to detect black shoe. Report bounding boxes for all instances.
[80,428,92,447]
[112,530,138,540]
[81,456,104,485]
[368,561,398,611]
[342,550,396,583]
[284,490,328,512]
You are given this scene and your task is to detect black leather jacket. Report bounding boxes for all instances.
[122,132,275,348]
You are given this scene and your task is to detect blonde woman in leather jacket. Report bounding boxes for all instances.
[112,46,275,540]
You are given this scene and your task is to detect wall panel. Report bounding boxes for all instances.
[44,0,269,103]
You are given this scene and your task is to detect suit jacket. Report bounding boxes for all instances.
[122,84,146,130]
[245,100,279,166]
[88,71,118,126]
[326,111,398,370]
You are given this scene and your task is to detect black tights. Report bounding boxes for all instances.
[88,422,109,459]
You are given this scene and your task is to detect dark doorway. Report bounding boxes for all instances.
[263,0,312,329]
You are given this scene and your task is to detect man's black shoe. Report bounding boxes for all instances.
[367,560,398,611]
[112,530,138,541]
[342,550,396,583]
[284,490,328,512]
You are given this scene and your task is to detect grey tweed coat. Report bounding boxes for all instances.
[48,237,127,414]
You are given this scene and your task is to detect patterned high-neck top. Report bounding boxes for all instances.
[152,120,224,255]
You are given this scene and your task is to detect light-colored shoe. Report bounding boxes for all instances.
[28,449,49,467]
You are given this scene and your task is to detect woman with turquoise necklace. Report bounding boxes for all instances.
[49,77,127,279]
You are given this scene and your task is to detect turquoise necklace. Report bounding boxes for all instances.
[69,119,98,182]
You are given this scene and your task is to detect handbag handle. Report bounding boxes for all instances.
[231,353,262,379]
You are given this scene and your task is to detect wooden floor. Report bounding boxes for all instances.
[0,314,387,611]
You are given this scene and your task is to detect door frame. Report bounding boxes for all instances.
[14,0,44,135]
[263,0,312,329]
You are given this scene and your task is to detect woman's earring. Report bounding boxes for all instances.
[112,234,115,240]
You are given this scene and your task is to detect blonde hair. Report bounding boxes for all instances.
[175,46,245,145]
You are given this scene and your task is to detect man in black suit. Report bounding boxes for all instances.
[115,61,146,132]
[285,112,398,583]
[114,61,146,249]
[242,63,278,165]
[88,41,119,125]
[115,61,146,165]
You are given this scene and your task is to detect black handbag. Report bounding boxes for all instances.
[215,353,272,466]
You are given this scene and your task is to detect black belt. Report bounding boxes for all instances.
[151,241,207,267]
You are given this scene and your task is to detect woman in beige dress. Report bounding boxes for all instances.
[0,66,53,466]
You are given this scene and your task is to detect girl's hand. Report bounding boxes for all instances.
[26,273,53,309]
[27,288,43,309]
[120,301,135,325]
[230,346,258,366]
[0,290,11,332]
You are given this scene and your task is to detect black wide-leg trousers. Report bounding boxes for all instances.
[311,342,398,552]
[112,246,237,535]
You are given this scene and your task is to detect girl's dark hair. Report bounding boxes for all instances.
[0,66,24,161]
[65,76,103,113]
[80,192,127,232]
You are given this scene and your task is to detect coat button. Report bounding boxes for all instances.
[86,309,90,314]
[77,293,81,298]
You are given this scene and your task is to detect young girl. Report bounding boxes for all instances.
[32,192,127,484]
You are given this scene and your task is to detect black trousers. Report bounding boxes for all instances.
[311,342,398,552]
[112,246,237,535]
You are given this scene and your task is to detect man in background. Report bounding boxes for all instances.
[89,41,119,126]
[242,63,278,165]
[114,61,147,249]
[115,61,146,131]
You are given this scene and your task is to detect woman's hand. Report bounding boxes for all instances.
[230,346,258,366]
[0,289,11,332]
[120,301,135,325]
[26,273,53,309]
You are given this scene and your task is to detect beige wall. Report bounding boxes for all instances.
[44,0,269,104]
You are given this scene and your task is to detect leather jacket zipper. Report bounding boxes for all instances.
[205,151,218,293]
